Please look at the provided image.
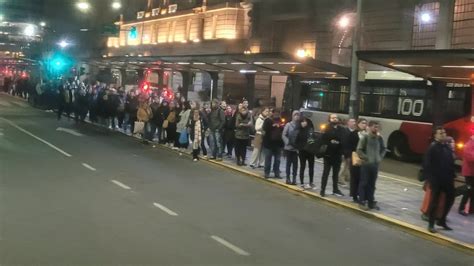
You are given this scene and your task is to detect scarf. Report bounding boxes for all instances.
[193,119,202,150]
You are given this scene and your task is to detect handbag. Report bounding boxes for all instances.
[134,121,145,134]
[162,120,169,129]
[179,130,189,145]
[351,151,362,166]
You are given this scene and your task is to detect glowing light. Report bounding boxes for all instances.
[76,2,91,11]
[40,21,46,27]
[23,25,36,37]
[338,16,350,28]
[420,12,432,23]
[296,49,307,58]
[320,124,327,131]
[111,1,122,10]
[58,40,71,49]
[457,142,464,149]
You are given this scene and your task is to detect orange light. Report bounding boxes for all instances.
[456,142,464,149]
[320,124,327,131]
[281,118,286,123]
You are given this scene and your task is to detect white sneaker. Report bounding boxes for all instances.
[193,158,198,162]
[172,147,179,150]
[203,155,208,159]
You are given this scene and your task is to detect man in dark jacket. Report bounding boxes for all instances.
[423,127,456,233]
[207,99,225,160]
[320,114,345,197]
[262,109,284,179]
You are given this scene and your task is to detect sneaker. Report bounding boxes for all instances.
[285,178,291,185]
[258,165,264,168]
[309,183,316,189]
[459,210,468,216]
[421,214,429,221]
[210,157,217,160]
[250,164,256,169]
[291,181,297,185]
[172,147,179,150]
[333,190,345,197]
[216,158,223,162]
[320,191,326,197]
[369,204,380,211]
[428,226,438,234]
[193,158,198,162]
[300,184,305,188]
[179,152,183,156]
[274,174,282,179]
[359,203,369,211]
[264,175,270,179]
[203,155,208,159]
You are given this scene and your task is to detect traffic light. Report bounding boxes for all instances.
[319,92,325,97]
[129,26,138,40]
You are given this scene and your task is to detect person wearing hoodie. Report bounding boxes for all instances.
[320,113,345,197]
[249,107,269,169]
[176,101,192,151]
[295,117,315,188]
[234,106,252,166]
[282,111,301,185]
[207,99,225,160]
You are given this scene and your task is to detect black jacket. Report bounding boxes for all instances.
[295,126,314,151]
[262,117,284,149]
[321,124,344,159]
[423,141,456,185]
[348,130,362,153]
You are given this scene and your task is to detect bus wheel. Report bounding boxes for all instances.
[389,133,412,161]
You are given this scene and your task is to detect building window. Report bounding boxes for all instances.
[412,2,440,49]
[453,0,474,48]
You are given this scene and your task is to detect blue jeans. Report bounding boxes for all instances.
[264,147,281,177]
[359,163,379,204]
[209,130,223,158]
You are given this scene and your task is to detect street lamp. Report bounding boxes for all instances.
[111,1,122,10]
[76,1,91,12]
[338,16,350,29]
[40,21,46,27]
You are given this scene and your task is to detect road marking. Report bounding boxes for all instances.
[379,174,422,187]
[56,127,83,137]
[82,163,96,171]
[210,235,250,256]
[111,180,131,190]
[153,202,179,216]
[0,117,72,157]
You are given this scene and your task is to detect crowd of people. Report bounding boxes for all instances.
[4,76,472,234]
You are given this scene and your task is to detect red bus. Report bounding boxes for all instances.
[299,79,471,161]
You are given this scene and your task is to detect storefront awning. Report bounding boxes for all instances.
[357,49,474,84]
[91,52,351,80]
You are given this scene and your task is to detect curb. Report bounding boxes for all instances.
[3,93,473,254]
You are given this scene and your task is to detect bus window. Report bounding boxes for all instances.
[445,89,467,121]
[304,84,349,113]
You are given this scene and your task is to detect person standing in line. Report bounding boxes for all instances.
[422,127,456,233]
[176,101,192,151]
[282,111,301,185]
[126,90,139,134]
[250,107,270,169]
[208,99,225,160]
[340,118,357,185]
[189,109,205,162]
[223,105,235,158]
[459,130,474,216]
[149,96,162,142]
[158,101,170,143]
[262,109,284,179]
[348,118,368,202]
[165,102,177,147]
[357,121,386,211]
[320,114,345,197]
[234,106,252,166]
[137,97,153,142]
[295,117,315,188]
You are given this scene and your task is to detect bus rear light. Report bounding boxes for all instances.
[456,142,464,149]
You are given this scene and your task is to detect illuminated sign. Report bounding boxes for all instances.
[169,4,178,13]
[152,8,160,16]
[137,11,145,19]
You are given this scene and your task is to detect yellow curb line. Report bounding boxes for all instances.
[48,111,474,254]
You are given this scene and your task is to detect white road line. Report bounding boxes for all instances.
[379,174,422,187]
[56,127,84,137]
[0,117,72,157]
[153,202,179,216]
[111,180,131,190]
[82,163,96,171]
[210,235,250,256]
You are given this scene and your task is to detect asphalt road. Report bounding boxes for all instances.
[0,94,472,265]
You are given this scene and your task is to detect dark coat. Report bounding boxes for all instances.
[295,126,314,151]
[262,117,284,149]
[423,141,456,185]
[321,124,344,159]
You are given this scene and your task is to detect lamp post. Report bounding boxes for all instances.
[348,0,362,119]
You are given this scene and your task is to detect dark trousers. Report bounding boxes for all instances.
[428,181,455,226]
[129,115,137,133]
[321,157,342,193]
[298,150,314,184]
[459,176,474,212]
[350,163,361,201]
[57,103,71,120]
[166,123,176,144]
[117,112,125,128]
[264,147,281,177]
[201,137,207,156]
[235,138,248,163]
[285,150,298,181]
[359,163,379,204]
[192,147,201,159]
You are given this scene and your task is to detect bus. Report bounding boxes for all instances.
[299,79,472,161]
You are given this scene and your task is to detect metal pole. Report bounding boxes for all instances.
[349,0,362,119]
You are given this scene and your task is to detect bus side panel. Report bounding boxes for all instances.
[399,122,432,154]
